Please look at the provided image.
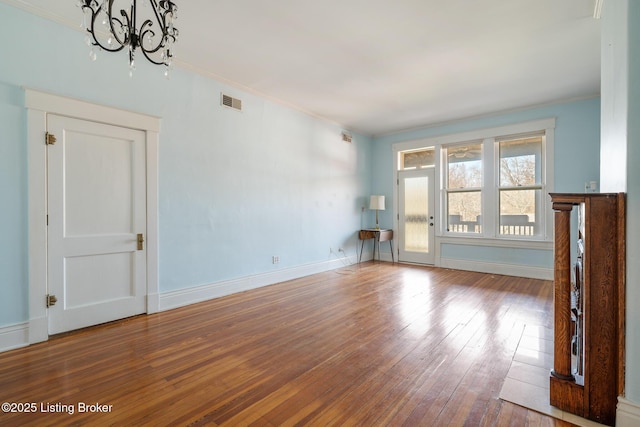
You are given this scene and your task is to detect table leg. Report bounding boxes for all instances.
[373,239,377,262]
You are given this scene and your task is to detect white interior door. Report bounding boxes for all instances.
[398,168,435,264]
[47,114,147,334]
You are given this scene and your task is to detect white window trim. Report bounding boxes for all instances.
[438,236,553,250]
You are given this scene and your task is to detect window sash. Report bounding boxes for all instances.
[446,190,482,234]
[399,148,435,170]
[497,135,544,238]
[499,136,543,187]
[498,188,542,237]
[445,142,483,190]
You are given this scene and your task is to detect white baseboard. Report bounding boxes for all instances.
[439,257,553,280]
[147,292,160,314]
[158,256,357,312]
[617,397,640,427]
[0,322,29,353]
[1,253,548,354]
[0,256,358,354]
[28,315,48,345]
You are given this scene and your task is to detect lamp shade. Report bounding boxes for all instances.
[369,195,385,211]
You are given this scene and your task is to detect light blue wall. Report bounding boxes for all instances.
[371,98,601,263]
[0,4,372,325]
[0,82,27,325]
[159,93,372,289]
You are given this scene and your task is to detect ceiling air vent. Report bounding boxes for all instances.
[221,93,242,111]
[341,132,353,143]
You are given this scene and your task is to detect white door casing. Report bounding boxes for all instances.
[47,115,146,334]
[26,89,160,343]
[398,168,436,265]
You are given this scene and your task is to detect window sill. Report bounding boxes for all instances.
[438,235,553,250]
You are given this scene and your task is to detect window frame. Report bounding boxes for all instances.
[443,140,484,234]
[442,132,549,241]
[393,118,555,245]
[496,133,545,238]
[398,147,436,170]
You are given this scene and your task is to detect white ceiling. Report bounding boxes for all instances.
[5,0,601,136]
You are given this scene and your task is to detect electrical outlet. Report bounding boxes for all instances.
[272,256,279,264]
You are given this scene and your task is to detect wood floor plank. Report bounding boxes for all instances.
[0,263,575,426]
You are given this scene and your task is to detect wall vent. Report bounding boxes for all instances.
[341,132,353,143]
[221,93,242,111]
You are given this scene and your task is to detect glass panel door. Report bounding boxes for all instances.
[398,168,435,264]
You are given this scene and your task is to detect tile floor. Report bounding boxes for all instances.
[499,324,608,427]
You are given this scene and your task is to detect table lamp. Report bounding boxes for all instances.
[369,195,385,229]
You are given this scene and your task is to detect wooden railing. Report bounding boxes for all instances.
[446,214,535,235]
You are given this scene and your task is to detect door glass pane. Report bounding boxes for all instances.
[447,191,481,233]
[404,176,429,252]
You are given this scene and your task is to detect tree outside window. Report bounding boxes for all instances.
[446,143,482,233]
[498,136,543,236]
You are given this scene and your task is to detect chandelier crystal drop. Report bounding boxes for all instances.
[78,0,178,76]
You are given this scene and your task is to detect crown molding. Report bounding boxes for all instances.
[1,0,80,29]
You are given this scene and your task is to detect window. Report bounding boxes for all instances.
[394,118,553,242]
[445,143,482,234]
[399,147,435,170]
[441,124,550,240]
[498,134,543,237]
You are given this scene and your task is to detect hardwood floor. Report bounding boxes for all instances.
[0,263,576,426]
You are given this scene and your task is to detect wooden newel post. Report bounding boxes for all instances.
[549,193,624,425]
[551,202,574,381]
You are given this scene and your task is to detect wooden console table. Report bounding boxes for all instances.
[359,229,394,263]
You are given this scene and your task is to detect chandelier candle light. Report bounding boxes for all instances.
[78,0,179,77]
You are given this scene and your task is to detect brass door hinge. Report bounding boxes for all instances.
[46,294,57,308]
[137,233,144,250]
[45,132,57,145]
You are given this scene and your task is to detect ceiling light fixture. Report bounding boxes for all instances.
[78,0,179,77]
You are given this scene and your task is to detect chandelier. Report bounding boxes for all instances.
[78,0,179,76]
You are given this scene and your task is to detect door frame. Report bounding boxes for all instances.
[26,89,160,344]
[392,140,442,266]
[397,168,436,264]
